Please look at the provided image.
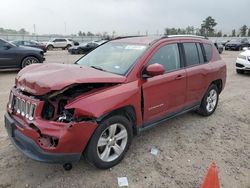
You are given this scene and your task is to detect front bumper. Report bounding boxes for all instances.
[236,58,250,70]
[5,112,97,163]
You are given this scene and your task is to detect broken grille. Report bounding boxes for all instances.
[8,92,36,121]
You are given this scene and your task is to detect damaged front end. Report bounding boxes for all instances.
[5,83,116,163]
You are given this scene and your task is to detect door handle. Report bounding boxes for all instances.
[175,75,185,80]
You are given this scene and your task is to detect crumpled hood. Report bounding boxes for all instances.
[16,63,126,95]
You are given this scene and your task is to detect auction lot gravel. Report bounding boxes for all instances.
[0,51,249,188]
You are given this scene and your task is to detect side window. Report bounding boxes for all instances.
[60,39,66,42]
[148,43,180,72]
[203,43,212,62]
[197,43,205,64]
[183,43,199,66]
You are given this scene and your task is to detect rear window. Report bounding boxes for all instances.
[203,44,212,62]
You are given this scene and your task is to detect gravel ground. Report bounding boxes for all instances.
[0,50,249,188]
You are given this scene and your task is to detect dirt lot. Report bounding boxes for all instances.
[0,50,249,188]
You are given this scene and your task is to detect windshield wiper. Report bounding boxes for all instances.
[90,65,106,72]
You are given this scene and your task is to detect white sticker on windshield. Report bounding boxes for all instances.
[125,45,146,50]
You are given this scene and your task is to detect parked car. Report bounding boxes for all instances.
[11,40,47,52]
[46,38,77,50]
[214,42,223,54]
[0,38,45,69]
[235,47,250,74]
[221,39,230,46]
[225,38,249,51]
[5,35,226,170]
[68,40,107,54]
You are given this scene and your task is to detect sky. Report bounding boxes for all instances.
[0,0,249,35]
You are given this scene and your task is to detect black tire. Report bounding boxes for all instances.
[47,45,54,51]
[238,46,242,51]
[197,84,219,116]
[236,69,244,74]
[85,115,133,169]
[66,44,72,50]
[21,56,40,69]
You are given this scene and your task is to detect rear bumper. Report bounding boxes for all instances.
[5,113,81,163]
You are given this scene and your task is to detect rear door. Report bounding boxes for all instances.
[182,42,211,106]
[142,42,187,123]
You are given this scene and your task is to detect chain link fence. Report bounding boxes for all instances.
[0,34,102,43]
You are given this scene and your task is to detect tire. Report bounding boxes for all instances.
[21,56,39,69]
[66,44,71,50]
[236,69,244,74]
[197,84,219,116]
[47,45,54,51]
[85,115,133,169]
[238,46,242,51]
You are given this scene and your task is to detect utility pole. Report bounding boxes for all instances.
[33,24,36,34]
[64,22,67,36]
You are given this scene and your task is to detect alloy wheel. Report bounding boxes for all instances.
[97,123,128,162]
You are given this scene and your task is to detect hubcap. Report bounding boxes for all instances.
[206,89,217,112]
[97,123,128,162]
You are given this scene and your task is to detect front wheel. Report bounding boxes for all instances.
[197,84,219,116]
[21,56,39,68]
[85,115,133,169]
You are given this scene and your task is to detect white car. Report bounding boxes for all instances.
[46,38,75,50]
[236,48,250,74]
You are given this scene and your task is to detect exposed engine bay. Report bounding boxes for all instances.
[24,83,114,122]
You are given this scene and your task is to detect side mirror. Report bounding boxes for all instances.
[3,43,12,49]
[143,63,165,78]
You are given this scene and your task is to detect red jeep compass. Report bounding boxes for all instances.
[5,35,226,170]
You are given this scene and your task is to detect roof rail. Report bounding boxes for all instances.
[111,35,145,40]
[162,35,207,39]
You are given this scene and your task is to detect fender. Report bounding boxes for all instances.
[65,81,143,125]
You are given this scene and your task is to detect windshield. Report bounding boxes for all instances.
[77,42,147,75]
[230,39,240,42]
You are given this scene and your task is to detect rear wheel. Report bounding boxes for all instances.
[238,46,242,51]
[197,84,219,116]
[85,115,133,169]
[47,45,54,50]
[21,56,39,68]
[236,69,244,74]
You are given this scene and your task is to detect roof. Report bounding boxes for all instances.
[111,35,208,45]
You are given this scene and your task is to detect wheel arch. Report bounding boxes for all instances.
[96,105,138,135]
[210,79,223,94]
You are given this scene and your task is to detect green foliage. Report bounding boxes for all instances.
[232,29,236,37]
[0,27,29,35]
[200,16,217,37]
[239,25,247,37]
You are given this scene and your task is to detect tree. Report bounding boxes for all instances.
[200,16,217,37]
[232,29,236,37]
[216,31,222,37]
[239,25,247,37]
[248,29,250,37]
[87,31,94,36]
[223,34,228,37]
[19,28,29,35]
[78,31,82,36]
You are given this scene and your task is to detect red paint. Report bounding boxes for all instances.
[8,36,226,157]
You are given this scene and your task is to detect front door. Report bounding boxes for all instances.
[142,43,187,123]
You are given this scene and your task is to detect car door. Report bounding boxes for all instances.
[0,39,18,68]
[53,39,61,48]
[142,42,187,123]
[182,42,210,106]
